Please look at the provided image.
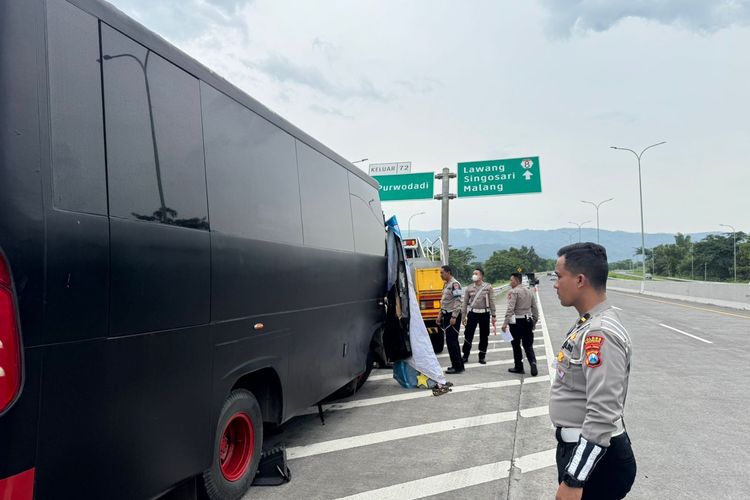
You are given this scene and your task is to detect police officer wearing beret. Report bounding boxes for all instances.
[551,243,636,500]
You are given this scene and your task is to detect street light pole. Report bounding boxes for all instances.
[407,211,425,238]
[719,224,737,282]
[611,141,666,293]
[581,198,614,244]
[568,220,591,243]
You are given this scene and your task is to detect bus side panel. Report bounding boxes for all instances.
[211,234,385,421]
[34,326,212,499]
[0,0,46,481]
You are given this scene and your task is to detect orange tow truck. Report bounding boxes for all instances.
[403,238,448,353]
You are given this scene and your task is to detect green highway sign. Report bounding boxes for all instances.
[374,172,434,201]
[457,156,542,198]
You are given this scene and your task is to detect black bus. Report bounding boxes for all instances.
[0,0,386,498]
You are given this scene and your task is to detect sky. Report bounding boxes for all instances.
[107,0,750,235]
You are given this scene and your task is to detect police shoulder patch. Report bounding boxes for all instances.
[584,335,604,368]
[453,282,461,290]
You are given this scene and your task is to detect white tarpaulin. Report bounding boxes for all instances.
[404,262,447,385]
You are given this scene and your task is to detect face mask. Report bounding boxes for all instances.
[471,274,480,282]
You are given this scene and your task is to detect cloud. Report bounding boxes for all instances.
[256,54,388,101]
[110,0,249,42]
[308,104,353,119]
[539,0,750,38]
[395,78,442,94]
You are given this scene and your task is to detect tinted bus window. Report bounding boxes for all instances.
[101,25,208,229]
[201,83,303,244]
[296,141,355,252]
[348,173,385,256]
[47,0,107,214]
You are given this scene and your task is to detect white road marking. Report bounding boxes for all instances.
[436,343,544,359]
[534,290,557,386]
[612,306,623,311]
[519,405,549,418]
[287,411,518,460]
[302,380,523,415]
[514,448,557,473]
[336,461,512,499]
[522,374,551,385]
[367,356,548,382]
[659,323,713,344]
[336,448,558,499]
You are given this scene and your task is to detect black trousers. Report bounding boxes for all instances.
[509,317,536,369]
[462,311,490,360]
[556,432,637,500]
[440,312,463,370]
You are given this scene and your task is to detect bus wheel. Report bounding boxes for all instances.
[203,389,263,500]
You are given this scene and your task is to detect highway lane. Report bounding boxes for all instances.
[248,289,560,500]
[538,277,750,499]
[246,279,749,499]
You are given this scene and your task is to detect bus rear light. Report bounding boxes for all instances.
[0,255,21,413]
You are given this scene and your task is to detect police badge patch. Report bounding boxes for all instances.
[584,335,604,368]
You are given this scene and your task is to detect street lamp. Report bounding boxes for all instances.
[581,198,614,244]
[568,220,591,242]
[351,158,368,165]
[408,211,425,238]
[611,141,666,293]
[719,223,737,282]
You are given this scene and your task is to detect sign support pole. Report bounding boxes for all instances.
[434,167,456,265]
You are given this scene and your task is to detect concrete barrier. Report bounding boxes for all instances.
[607,278,750,311]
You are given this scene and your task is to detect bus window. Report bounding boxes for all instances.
[47,0,106,215]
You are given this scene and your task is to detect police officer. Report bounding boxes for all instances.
[550,243,636,500]
[437,265,464,374]
[461,267,496,364]
[502,272,539,376]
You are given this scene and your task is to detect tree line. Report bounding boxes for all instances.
[444,231,749,284]
[448,246,556,283]
[612,232,749,282]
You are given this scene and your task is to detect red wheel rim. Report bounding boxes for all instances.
[219,412,255,482]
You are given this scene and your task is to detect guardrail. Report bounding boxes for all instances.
[608,278,750,311]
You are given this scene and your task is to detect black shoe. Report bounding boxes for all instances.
[446,367,465,374]
[461,355,469,363]
[508,367,525,374]
[376,362,394,369]
[478,358,486,365]
[530,363,538,376]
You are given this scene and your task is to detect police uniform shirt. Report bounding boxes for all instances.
[549,300,632,483]
[504,285,539,325]
[440,277,462,316]
[461,283,496,317]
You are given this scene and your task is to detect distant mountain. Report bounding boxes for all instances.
[407,228,715,262]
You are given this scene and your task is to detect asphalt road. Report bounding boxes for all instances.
[246,280,750,499]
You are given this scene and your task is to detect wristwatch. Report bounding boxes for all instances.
[562,473,585,489]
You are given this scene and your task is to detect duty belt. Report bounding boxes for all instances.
[556,419,625,443]
[470,308,489,313]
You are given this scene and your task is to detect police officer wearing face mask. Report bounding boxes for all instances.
[461,267,496,364]
[551,243,636,500]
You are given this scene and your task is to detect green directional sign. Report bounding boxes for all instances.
[373,172,434,201]
[457,156,542,198]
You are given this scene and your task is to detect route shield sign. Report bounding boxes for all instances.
[457,156,542,198]
[373,172,434,201]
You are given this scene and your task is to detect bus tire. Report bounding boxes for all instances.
[355,346,376,391]
[203,389,263,500]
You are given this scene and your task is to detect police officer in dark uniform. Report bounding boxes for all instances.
[437,265,464,374]
[550,243,636,500]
